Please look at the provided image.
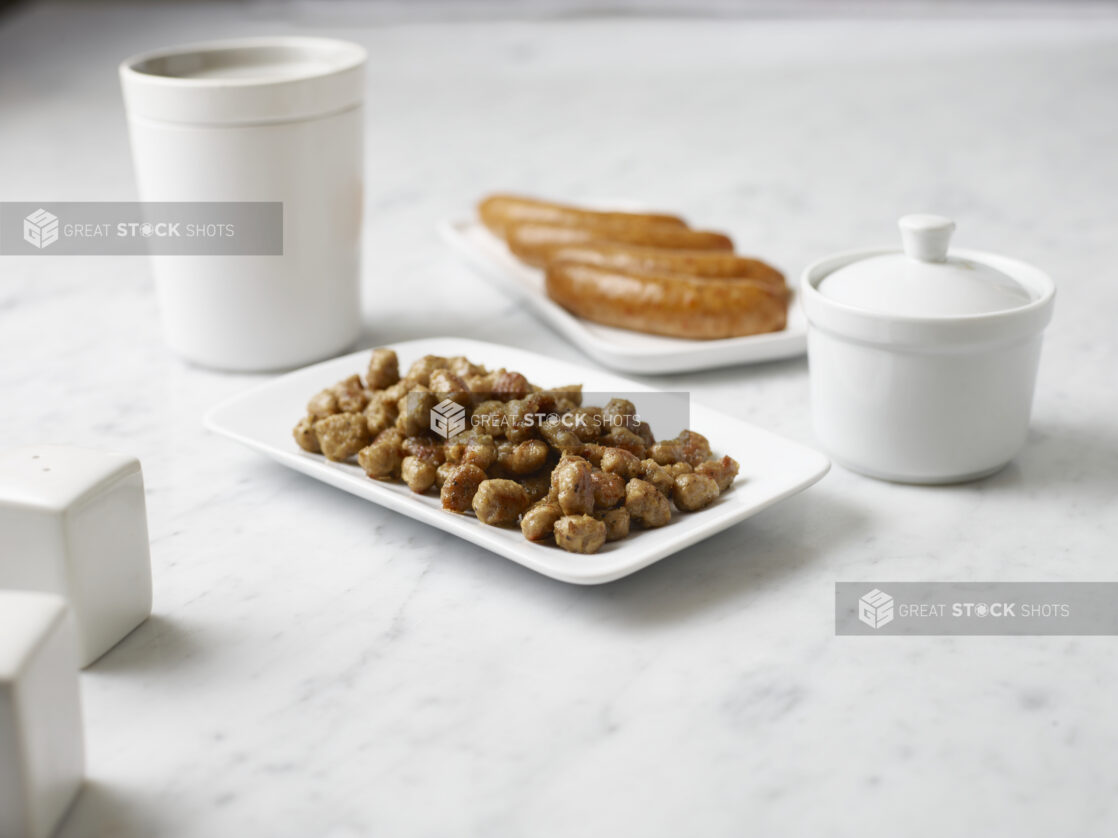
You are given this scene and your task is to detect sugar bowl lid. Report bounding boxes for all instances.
[817,215,1033,317]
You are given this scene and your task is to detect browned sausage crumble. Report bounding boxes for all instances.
[293,348,740,554]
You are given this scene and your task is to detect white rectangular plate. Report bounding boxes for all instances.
[439,217,807,375]
[204,338,829,585]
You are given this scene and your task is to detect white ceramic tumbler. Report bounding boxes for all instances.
[120,37,366,371]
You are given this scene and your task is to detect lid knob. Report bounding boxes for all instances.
[899,214,955,263]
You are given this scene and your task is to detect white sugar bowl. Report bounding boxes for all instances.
[801,215,1055,484]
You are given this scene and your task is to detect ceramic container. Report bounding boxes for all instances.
[0,591,85,838]
[0,445,153,666]
[120,37,366,371]
[801,215,1055,484]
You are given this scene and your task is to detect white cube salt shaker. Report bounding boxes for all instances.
[0,591,85,838]
[0,445,153,667]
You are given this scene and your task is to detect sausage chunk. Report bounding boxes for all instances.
[695,455,740,492]
[625,478,671,528]
[518,473,553,505]
[358,438,402,479]
[672,473,720,512]
[471,400,507,438]
[472,479,530,526]
[435,460,457,488]
[307,388,339,420]
[521,501,563,541]
[396,387,438,437]
[366,348,400,390]
[565,406,603,442]
[603,426,646,459]
[545,384,583,411]
[401,456,437,494]
[554,515,607,554]
[602,398,638,433]
[590,469,626,510]
[440,463,487,512]
[550,454,594,516]
[599,446,640,480]
[579,443,605,467]
[678,430,713,466]
[539,415,583,452]
[503,396,539,443]
[648,439,685,466]
[599,507,630,541]
[374,426,405,446]
[462,435,497,470]
[448,355,487,379]
[499,439,549,474]
[402,435,444,465]
[638,459,675,496]
[428,368,472,407]
[404,354,448,387]
[492,370,532,401]
[465,370,499,394]
[314,413,370,462]
[333,375,368,413]
[445,434,492,467]
[293,416,320,453]
[363,391,399,437]
[381,380,409,403]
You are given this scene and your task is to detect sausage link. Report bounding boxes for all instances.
[549,242,786,292]
[507,222,733,268]
[546,263,786,340]
[479,194,687,237]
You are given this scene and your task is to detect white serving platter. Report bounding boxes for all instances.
[204,338,829,585]
[439,217,807,375]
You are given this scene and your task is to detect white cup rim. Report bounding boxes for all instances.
[120,36,367,125]
[120,36,366,88]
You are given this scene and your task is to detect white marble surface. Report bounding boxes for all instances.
[2,2,1118,836]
